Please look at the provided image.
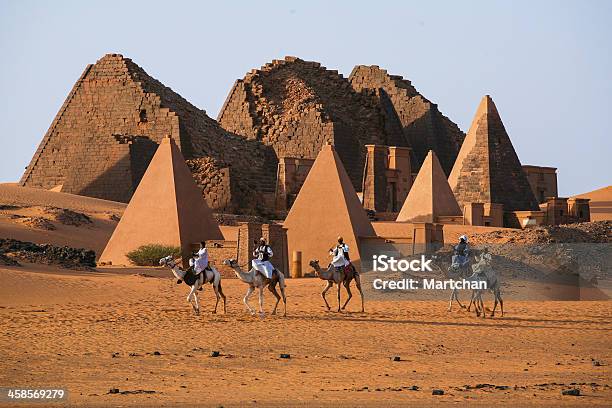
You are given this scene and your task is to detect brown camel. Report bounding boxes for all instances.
[309,260,364,312]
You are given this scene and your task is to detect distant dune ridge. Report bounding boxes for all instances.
[573,185,612,221]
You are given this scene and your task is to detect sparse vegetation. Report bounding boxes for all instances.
[126,244,181,266]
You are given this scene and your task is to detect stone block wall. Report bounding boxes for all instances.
[217,56,407,190]
[275,157,314,211]
[20,54,279,215]
[349,65,465,175]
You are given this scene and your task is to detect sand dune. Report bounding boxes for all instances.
[0,184,125,255]
[0,263,610,407]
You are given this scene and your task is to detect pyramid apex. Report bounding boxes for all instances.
[448,94,540,212]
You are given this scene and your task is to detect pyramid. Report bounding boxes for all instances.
[349,65,465,175]
[448,95,539,212]
[396,151,462,222]
[100,137,223,266]
[283,144,375,271]
[19,53,277,213]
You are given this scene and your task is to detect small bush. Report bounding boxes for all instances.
[126,244,181,266]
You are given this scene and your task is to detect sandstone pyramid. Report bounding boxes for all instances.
[350,65,465,175]
[217,56,408,190]
[448,95,539,212]
[100,137,223,266]
[283,144,375,271]
[396,151,462,222]
[20,53,276,212]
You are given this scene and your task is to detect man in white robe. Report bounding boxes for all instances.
[329,236,350,271]
[192,241,209,274]
[252,238,275,279]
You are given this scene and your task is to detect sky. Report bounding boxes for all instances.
[0,0,610,196]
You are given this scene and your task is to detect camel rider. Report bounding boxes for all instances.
[329,236,350,272]
[252,238,275,279]
[452,235,470,267]
[190,241,211,275]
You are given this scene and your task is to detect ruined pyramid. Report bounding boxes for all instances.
[100,136,223,266]
[217,56,408,190]
[448,95,540,212]
[396,150,462,223]
[350,65,465,175]
[283,144,375,271]
[20,53,276,212]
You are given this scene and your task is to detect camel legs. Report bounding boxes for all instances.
[217,282,227,314]
[341,280,352,311]
[491,288,503,317]
[213,282,227,314]
[321,281,333,311]
[268,284,281,315]
[187,285,200,315]
[336,282,341,312]
[258,286,265,317]
[243,286,256,315]
[450,288,465,312]
[354,274,365,312]
[279,284,287,317]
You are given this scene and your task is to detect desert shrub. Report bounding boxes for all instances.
[126,244,181,266]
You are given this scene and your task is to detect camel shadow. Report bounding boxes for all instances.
[295,315,611,331]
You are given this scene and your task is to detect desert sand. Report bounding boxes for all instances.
[1,262,610,407]
[0,183,124,255]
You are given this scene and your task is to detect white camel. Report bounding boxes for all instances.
[431,254,471,312]
[467,251,503,318]
[222,259,287,317]
[159,255,226,315]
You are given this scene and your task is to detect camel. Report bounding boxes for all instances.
[308,260,364,312]
[445,257,472,312]
[431,254,471,312]
[159,255,226,315]
[467,251,503,318]
[222,259,287,317]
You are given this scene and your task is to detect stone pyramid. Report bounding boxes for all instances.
[100,137,223,266]
[448,95,539,211]
[396,151,462,222]
[19,53,276,213]
[283,144,375,271]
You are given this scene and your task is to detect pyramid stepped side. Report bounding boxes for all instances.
[396,151,462,222]
[100,137,222,266]
[449,95,539,212]
[20,54,277,211]
[284,144,375,272]
[349,65,465,175]
[217,56,407,190]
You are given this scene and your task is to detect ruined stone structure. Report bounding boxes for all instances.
[20,54,277,214]
[522,165,559,203]
[217,56,409,191]
[349,65,465,175]
[100,137,223,266]
[275,157,314,212]
[448,95,540,217]
[361,145,413,213]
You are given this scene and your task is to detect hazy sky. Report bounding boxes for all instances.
[1,0,610,196]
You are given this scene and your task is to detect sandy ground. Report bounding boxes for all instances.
[1,264,610,407]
